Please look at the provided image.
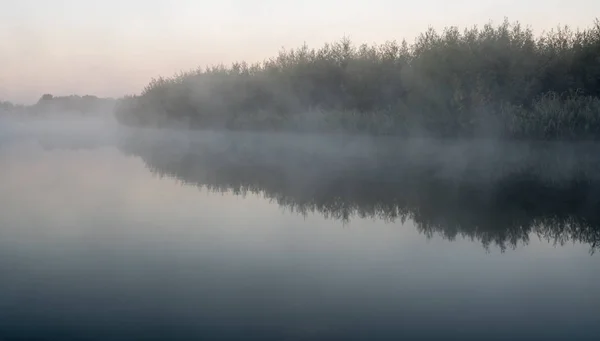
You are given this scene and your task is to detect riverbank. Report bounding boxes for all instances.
[114,19,600,140]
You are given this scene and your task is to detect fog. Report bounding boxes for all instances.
[5,110,600,186]
[3,3,600,339]
[2,111,600,254]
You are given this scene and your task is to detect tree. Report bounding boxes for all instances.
[39,94,53,102]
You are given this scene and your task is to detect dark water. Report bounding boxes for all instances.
[1,123,599,340]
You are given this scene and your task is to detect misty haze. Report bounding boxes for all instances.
[2,1,600,340]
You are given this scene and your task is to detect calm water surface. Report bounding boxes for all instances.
[0,125,599,340]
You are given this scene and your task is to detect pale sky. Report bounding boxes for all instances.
[1,0,598,104]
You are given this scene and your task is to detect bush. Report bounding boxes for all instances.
[115,18,600,140]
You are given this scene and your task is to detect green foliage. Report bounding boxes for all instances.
[39,94,54,102]
[0,100,14,111]
[32,94,114,115]
[0,100,26,116]
[115,18,600,140]
[2,95,116,117]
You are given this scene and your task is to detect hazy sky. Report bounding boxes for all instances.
[1,0,598,104]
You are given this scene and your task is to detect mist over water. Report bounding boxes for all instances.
[3,6,600,339]
[1,117,600,340]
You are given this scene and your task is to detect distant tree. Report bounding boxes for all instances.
[39,94,53,102]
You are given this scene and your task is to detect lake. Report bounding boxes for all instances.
[1,121,599,340]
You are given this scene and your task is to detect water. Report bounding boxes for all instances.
[1,123,599,340]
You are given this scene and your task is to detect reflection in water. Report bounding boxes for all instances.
[2,128,600,340]
[117,131,600,253]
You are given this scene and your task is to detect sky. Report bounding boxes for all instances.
[1,0,598,104]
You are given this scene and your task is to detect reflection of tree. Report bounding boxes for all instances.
[118,133,600,253]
